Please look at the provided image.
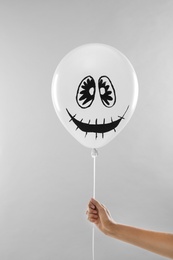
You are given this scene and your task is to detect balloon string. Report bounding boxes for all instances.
[93,154,96,199]
[92,224,95,260]
[91,149,98,260]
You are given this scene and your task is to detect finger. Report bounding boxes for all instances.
[86,209,98,216]
[88,214,98,219]
[91,198,103,211]
[88,219,96,223]
[88,215,98,219]
[89,218,98,223]
[88,209,98,214]
[88,201,96,209]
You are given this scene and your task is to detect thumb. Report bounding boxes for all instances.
[91,198,110,223]
[91,198,104,211]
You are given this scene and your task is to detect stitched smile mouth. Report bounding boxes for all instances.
[66,106,129,138]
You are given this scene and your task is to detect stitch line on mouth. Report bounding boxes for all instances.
[66,106,129,136]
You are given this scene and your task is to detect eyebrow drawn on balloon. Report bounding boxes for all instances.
[66,106,129,139]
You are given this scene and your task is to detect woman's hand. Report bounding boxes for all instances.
[86,198,116,236]
[86,198,173,259]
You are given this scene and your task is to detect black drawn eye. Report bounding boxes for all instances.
[98,76,116,108]
[76,76,96,109]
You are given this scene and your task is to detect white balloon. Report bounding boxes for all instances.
[52,43,138,148]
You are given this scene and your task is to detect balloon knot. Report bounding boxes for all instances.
[91,148,98,158]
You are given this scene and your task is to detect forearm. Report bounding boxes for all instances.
[108,223,173,259]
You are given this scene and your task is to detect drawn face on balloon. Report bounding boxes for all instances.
[52,44,138,148]
[66,75,129,139]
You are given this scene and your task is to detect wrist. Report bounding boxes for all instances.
[104,221,119,237]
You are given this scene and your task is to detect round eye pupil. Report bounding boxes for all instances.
[100,87,105,95]
[89,87,94,96]
[98,76,116,108]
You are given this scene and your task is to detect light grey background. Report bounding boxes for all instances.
[0,0,173,259]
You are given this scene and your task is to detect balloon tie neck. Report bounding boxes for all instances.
[91,148,98,159]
